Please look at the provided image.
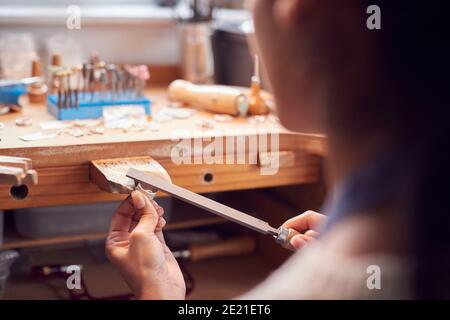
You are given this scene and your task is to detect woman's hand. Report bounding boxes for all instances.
[282,210,327,250]
[105,191,186,300]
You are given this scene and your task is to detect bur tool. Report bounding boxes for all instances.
[126,168,300,251]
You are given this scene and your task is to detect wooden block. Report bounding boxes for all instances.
[90,156,171,194]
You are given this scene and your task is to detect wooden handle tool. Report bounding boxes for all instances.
[168,79,246,116]
[27,59,48,104]
[173,235,257,262]
[168,79,271,116]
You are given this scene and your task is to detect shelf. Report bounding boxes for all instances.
[1,211,227,250]
[3,249,274,300]
[186,254,274,299]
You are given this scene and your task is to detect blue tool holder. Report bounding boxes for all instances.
[0,84,27,105]
[47,93,151,120]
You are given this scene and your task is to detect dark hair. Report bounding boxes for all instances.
[366,1,450,298]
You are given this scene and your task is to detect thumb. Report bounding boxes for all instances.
[131,191,159,233]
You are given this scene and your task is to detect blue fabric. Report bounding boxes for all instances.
[321,148,417,232]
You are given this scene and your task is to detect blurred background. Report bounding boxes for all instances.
[0,0,255,85]
[0,0,290,300]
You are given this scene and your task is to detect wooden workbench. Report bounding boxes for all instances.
[0,87,326,210]
[0,86,328,293]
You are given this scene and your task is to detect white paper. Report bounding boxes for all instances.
[19,132,57,141]
[103,105,147,129]
[39,120,70,131]
[160,107,194,119]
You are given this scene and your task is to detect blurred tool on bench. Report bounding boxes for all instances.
[167,80,272,117]
[27,59,48,104]
[48,54,62,94]
[172,235,256,262]
[248,54,266,115]
[47,53,151,120]
[168,54,271,116]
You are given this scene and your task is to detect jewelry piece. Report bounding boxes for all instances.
[135,183,156,201]
[15,116,33,127]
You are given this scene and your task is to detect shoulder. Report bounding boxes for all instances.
[240,213,412,299]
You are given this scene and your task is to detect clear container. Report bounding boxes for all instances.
[0,33,37,79]
[179,22,215,84]
[45,34,83,68]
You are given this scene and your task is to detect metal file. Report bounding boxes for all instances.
[126,167,279,236]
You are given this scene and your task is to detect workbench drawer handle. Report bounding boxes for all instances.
[203,172,214,184]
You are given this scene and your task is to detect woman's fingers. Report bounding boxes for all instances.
[304,229,320,238]
[283,211,325,250]
[106,196,136,261]
[283,210,326,232]
[290,233,316,249]
[109,196,135,233]
[152,200,166,244]
[128,199,164,231]
[290,234,307,249]
[129,193,168,245]
[152,200,164,217]
[109,193,167,247]
[155,217,166,231]
[131,191,160,234]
